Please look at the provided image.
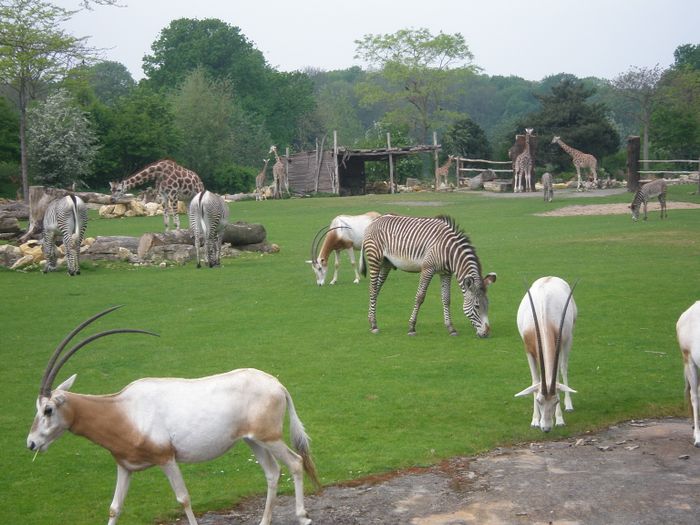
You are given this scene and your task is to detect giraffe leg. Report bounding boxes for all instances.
[576,167,583,191]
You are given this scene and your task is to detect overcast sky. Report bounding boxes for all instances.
[55,0,699,82]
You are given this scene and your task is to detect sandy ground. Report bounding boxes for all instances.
[191,418,700,525]
[536,201,700,217]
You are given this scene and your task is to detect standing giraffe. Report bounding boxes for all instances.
[255,158,270,201]
[514,128,534,193]
[110,159,204,230]
[551,136,598,191]
[436,155,455,188]
[269,145,290,198]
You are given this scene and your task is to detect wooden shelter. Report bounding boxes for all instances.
[285,132,441,196]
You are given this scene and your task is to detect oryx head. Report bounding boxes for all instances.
[305,225,350,286]
[27,306,157,455]
[460,272,497,338]
[515,282,577,432]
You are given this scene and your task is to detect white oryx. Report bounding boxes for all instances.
[677,301,700,447]
[26,306,320,525]
[306,211,381,285]
[515,276,578,432]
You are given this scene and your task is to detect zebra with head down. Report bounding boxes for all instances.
[42,195,88,276]
[188,191,229,268]
[361,214,497,337]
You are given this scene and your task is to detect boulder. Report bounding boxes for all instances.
[147,244,195,264]
[222,222,266,246]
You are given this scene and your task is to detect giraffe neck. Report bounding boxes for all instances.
[556,139,580,159]
[121,167,160,190]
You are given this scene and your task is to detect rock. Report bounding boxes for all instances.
[147,244,195,264]
[10,254,36,269]
[222,222,266,246]
[85,236,140,261]
[144,202,162,216]
[19,240,43,260]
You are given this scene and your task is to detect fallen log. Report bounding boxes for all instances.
[137,230,194,258]
[222,221,266,245]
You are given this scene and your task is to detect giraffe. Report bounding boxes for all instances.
[269,145,290,198]
[514,128,535,193]
[551,136,598,191]
[110,159,204,231]
[255,158,270,201]
[436,155,455,188]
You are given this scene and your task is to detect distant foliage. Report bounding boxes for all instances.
[442,116,491,160]
[210,163,256,194]
[27,89,98,188]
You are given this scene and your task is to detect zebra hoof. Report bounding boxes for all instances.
[407,331,416,336]
[449,330,458,337]
[370,328,380,334]
[196,263,202,269]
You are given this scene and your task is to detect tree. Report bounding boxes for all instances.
[85,60,135,106]
[0,95,19,162]
[26,88,98,187]
[610,65,664,164]
[518,78,619,172]
[354,28,477,142]
[673,44,700,71]
[170,68,235,186]
[442,116,491,160]
[0,0,109,201]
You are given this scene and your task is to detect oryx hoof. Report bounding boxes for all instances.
[694,441,700,448]
[565,407,574,413]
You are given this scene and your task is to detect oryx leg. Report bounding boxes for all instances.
[408,268,435,336]
[526,352,542,428]
[368,261,392,333]
[685,360,700,447]
[254,439,311,525]
[346,247,361,284]
[107,464,132,525]
[330,249,341,285]
[558,342,574,413]
[440,273,457,336]
[161,459,198,525]
[246,439,281,525]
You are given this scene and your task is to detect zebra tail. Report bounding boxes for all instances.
[69,195,80,243]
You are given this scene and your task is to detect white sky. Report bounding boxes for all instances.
[55,0,699,82]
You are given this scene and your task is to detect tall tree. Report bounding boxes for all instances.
[354,28,477,142]
[442,116,491,160]
[26,88,97,188]
[610,65,664,164]
[0,0,93,199]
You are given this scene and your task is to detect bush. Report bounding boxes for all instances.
[0,161,21,198]
[210,163,256,194]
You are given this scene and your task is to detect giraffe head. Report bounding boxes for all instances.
[525,128,534,136]
[551,136,560,144]
[109,180,126,200]
[269,145,277,155]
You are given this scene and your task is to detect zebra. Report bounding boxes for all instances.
[360,214,497,337]
[42,195,88,276]
[541,172,553,202]
[188,191,229,268]
[630,178,667,221]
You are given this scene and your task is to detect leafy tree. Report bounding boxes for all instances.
[354,28,477,142]
[673,44,700,71]
[651,68,700,159]
[0,0,95,200]
[357,121,422,183]
[170,68,234,187]
[26,88,98,187]
[0,95,19,162]
[442,116,491,160]
[610,65,664,162]
[230,105,272,169]
[85,61,135,106]
[515,78,619,171]
[91,84,180,186]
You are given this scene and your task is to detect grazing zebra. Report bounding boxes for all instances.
[630,178,668,221]
[541,172,553,202]
[361,214,497,337]
[42,195,88,276]
[188,191,229,268]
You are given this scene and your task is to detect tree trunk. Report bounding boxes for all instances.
[19,89,29,204]
[137,230,194,258]
[627,136,641,193]
[221,222,266,246]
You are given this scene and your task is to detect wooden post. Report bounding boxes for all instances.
[333,130,339,195]
[697,157,699,194]
[627,136,640,193]
[387,132,394,194]
[433,131,440,191]
[285,147,290,195]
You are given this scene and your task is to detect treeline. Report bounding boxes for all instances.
[1,15,698,196]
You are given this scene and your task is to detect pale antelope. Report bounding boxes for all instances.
[307,212,381,285]
[360,214,497,337]
[515,276,578,432]
[42,195,88,275]
[677,301,700,447]
[26,306,320,525]
[188,190,229,268]
[630,178,667,221]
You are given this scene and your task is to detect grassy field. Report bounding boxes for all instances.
[1,186,699,524]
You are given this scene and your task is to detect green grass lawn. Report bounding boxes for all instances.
[1,186,699,524]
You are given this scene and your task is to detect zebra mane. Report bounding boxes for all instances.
[435,215,482,279]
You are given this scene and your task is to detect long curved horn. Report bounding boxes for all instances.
[39,305,123,396]
[550,279,579,394]
[526,285,548,396]
[39,307,159,397]
[310,225,330,262]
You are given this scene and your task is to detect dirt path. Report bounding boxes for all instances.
[193,418,700,525]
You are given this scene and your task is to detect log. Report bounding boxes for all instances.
[137,230,194,258]
[0,216,21,234]
[0,201,29,220]
[222,222,266,246]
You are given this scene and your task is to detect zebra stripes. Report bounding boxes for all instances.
[188,191,229,268]
[630,178,667,221]
[42,195,88,276]
[541,172,553,202]
[361,214,496,337]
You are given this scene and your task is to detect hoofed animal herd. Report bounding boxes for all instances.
[25,159,695,525]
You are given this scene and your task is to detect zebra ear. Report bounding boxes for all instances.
[484,273,497,286]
